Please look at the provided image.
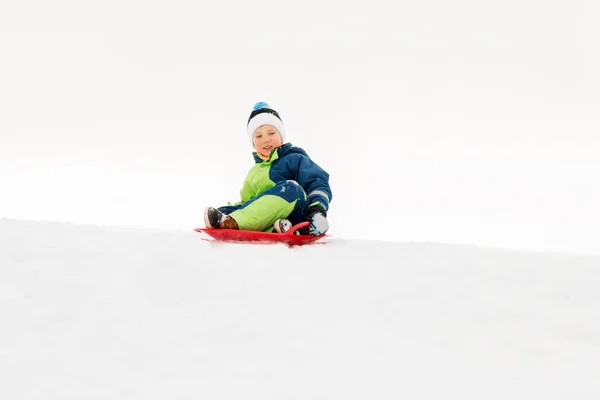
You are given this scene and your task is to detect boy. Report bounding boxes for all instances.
[204,102,332,236]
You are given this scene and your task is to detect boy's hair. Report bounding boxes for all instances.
[247,102,286,145]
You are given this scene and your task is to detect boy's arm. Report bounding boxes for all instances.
[238,175,254,204]
[296,155,331,235]
[296,156,332,212]
[225,169,253,206]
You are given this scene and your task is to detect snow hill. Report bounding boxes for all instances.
[1,218,599,399]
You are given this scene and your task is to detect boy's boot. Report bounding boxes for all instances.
[204,207,239,230]
[273,218,292,233]
[274,219,301,235]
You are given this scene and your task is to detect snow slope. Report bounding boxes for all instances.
[1,218,599,399]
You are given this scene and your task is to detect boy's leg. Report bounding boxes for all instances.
[230,180,309,232]
[204,204,243,229]
[217,204,243,215]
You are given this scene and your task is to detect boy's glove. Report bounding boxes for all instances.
[307,205,329,236]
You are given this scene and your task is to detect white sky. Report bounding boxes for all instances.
[1,0,599,254]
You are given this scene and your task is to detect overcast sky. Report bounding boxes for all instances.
[1,0,599,254]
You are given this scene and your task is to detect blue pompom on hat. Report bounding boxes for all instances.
[247,102,286,146]
[252,101,270,111]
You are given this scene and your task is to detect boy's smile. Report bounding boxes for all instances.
[252,124,283,158]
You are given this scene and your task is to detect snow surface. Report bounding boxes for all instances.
[1,218,599,399]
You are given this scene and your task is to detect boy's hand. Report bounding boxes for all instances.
[307,205,328,236]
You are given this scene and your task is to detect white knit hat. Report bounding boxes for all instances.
[247,102,286,146]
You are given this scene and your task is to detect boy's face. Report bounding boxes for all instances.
[252,124,283,158]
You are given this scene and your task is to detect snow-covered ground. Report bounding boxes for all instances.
[1,218,599,399]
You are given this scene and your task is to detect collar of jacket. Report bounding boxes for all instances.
[252,143,293,164]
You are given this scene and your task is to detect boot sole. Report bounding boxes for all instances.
[274,219,293,234]
[204,207,215,228]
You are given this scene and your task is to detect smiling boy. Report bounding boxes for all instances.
[204,102,332,236]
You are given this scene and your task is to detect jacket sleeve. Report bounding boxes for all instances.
[238,171,254,203]
[295,155,333,211]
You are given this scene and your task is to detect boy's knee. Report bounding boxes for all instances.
[280,180,305,199]
[283,180,299,188]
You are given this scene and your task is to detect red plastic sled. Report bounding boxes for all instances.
[195,221,326,246]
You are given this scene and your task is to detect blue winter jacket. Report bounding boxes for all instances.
[239,143,332,211]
